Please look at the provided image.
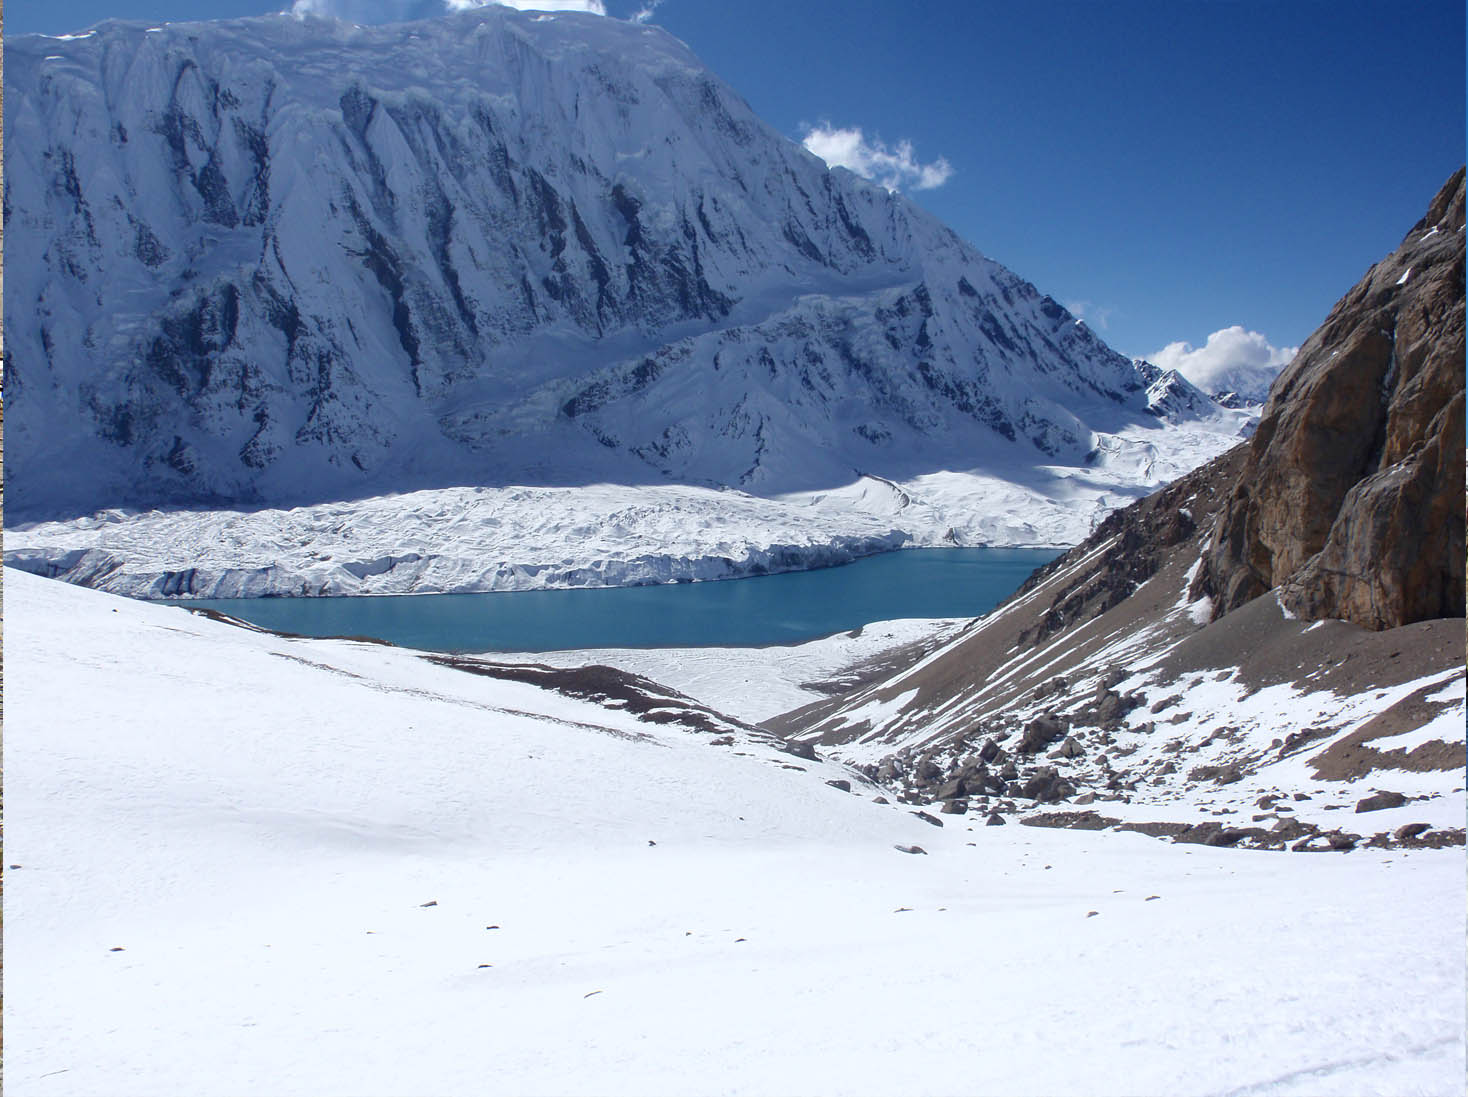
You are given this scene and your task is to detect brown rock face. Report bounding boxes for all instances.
[1195,168,1466,630]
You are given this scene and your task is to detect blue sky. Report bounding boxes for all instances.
[9,0,1464,380]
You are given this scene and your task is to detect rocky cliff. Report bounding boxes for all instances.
[1193,169,1465,630]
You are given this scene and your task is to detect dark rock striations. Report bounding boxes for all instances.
[1194,169,1466,630]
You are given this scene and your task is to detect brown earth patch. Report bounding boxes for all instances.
[1307,677,1464,780]
[1018,810,1120,831]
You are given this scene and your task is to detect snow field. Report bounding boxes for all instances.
[489,617,967,723]
[5,568,1464,1096]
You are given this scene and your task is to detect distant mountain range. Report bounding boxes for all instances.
[6,7,1241,521]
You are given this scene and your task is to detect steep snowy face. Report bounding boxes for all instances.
[7,8,1162,517]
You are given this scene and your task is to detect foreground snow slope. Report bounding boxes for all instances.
[6,567,1464,1097]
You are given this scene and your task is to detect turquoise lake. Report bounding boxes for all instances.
[181,547,1061,653]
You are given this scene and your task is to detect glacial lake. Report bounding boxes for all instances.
[180,547,1061,653]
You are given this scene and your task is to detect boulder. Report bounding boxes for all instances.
[1095,691,1141,724]
[782,739,819,761]
[825,778,852,793]
[1394,822,1431,840]
[1188,763,1243,784]
[1355,790,1407,813]
[985,812,1006,826]
[914,756,943,784]
[936,778,966,800]
[1020,767,1074,804]
[1271,817,1318,842]
[1018,714,1067,754]
[940,798,968,815]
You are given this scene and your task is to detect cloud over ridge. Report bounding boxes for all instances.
[290,0,605,21]
[1148,325,1297,402]
[801,124,953,192]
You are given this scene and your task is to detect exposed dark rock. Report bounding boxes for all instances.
[1270,817,1318,842]
[1094,690,1143,724]
[1355,790,1407,813]
[1202,828,1250,848]
[1018,713,1066,754]
[936,777,966,800]
[825,778,852,793]
[985,812,1006,826]
[1188,764,1243,784]
[940,798,968,815]
[1033,676,1069,701]
[1019,810,1119,831]
[1117,821,1189,839]
[894,844,927,855]
[911,811,944,827]
[1394,822,1431,840]
[1020,767,1075,804]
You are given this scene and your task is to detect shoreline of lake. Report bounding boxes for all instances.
[171,547,1063,654]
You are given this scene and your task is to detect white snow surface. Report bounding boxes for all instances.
[5,414,1248,598]
[491,617,966,723]
[7,567,1466,1096]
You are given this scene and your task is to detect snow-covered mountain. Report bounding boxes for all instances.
[5,7,1235,523]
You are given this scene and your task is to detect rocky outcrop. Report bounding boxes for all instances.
[1010,442,1248,648]
[1195,169,1466,629]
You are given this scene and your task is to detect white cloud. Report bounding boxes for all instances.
[630,0,663,23]
[290,0,605,20]
[447,0,606,12]
[1064,299,1114,331]
[1147,325,1298,401]
[800,124,953,192]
